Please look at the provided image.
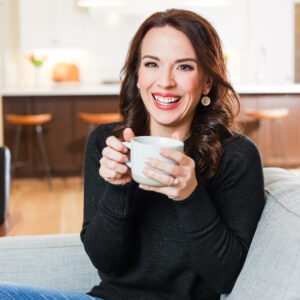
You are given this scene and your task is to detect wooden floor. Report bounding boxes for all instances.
[0,177,83,237]
[1,168,300,237]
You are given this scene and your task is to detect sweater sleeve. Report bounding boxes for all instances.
[80,124,138,274]
[173,135,265,294]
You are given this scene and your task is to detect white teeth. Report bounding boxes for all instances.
[153,95,181,104]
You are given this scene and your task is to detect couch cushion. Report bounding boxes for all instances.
[0,233,99,293]
[222,167,300,300]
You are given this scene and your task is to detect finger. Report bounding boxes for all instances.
[102,147,128,164]
[145,158,179,177]
[143,167,175,187]
[123,127,135,142]
[159,148,188,165]
[99,166,122,180]
[106,136,128,154]
[101,157,128,174]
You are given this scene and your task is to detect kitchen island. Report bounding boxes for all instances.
[0,84,121,177]
[1,83,300,177]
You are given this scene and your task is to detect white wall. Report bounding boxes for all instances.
[0,0,297,86]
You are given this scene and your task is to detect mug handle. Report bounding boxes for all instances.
[122,142,131,168]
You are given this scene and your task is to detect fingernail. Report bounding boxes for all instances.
[123,147,128,153]
[125,157,129,163]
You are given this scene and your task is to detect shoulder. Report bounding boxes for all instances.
[223,133,261,161]
[212,133,263,183]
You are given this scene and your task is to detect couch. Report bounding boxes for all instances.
[0,146,11,225]
[0,167,299,299]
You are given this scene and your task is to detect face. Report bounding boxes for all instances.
[137,25,212,135]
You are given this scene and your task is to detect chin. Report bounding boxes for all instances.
[153,117,180,127]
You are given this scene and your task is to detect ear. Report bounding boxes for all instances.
[203,75,213,95]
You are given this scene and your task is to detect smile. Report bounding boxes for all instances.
[153,95,181,104]
[152,93,182,110]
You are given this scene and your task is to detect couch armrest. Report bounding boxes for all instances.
[222,167,300,300]
[0,146,10,225]
[0,233,100,292]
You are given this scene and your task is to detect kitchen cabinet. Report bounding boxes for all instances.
[3,95,120,177]
[239,94,300,167]
[18,0,87,49]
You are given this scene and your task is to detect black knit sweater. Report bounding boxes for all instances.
[80,122,265,300]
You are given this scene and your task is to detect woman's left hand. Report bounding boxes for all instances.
[139,147,198,201]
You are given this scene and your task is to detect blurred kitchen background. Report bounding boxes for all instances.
[1,0,300,236]
[0,0,295,86]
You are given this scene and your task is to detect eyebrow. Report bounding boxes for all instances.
[142,55,198,63]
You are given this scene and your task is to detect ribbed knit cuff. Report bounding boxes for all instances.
[100,181,138,217]
[173,184,219,232]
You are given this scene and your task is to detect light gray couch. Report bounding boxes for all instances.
[0,167,299,299]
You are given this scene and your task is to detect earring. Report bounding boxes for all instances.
[201,95,211,106]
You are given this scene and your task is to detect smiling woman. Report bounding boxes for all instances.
[79,8,264,300]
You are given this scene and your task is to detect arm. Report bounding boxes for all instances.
[80,124,138,274]
[173,136,265,294]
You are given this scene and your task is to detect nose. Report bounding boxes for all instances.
[157,67,176,88]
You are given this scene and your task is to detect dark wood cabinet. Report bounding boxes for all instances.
[3,93,300,177]
[239,94,300,167]
[3,95,120,177]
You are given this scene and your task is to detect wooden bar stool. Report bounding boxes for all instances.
[245,108,289,165]
[6,113,53,188]
[78,112,122,136]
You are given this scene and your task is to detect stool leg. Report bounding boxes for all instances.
[271,119,278,162]
[276,119,288,165]
[87,123,95,136]
[11,125,23,178]
[35,125,52,189]
[257,119,263,157]
[81,123,96,188]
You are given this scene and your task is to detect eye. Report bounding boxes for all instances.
[178,64,194,71]
[144,62,157,68]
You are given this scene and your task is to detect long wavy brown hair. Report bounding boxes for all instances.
[112,8,240,183]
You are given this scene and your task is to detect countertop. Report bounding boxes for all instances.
[2,83,300,97]
[0,83,121,97]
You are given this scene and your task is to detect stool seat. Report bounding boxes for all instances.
[78,113,122,124]
[6,114,52,125]
[244,107,289,166]
[245,108,289,120]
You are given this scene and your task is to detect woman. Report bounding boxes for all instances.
[81,8,264,300]
[0,8,264,300]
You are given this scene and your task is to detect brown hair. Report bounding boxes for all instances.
[112,8,240,183]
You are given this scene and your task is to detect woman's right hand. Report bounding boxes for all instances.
[99,127,135,185]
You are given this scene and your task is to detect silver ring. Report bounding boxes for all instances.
[171,177,179,187]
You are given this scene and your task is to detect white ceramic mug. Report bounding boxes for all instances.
[123,136,184,187]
